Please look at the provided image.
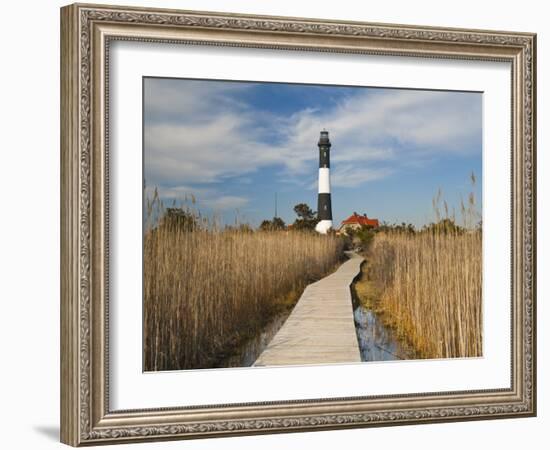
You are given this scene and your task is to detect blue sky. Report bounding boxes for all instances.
[143,77,482,228]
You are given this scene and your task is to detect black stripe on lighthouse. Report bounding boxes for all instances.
[318,193,332,220]
[319,146,330,168]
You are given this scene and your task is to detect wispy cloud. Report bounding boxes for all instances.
[144,184,249,212]
[144,79,481,208]
[203,195,249,210]
[331,165,394,188]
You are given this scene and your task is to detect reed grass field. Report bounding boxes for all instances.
[360,229,482,359]
[143,211,344,371]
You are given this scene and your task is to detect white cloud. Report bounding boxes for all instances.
[203,196,249,211]
[144,184,249,212]
[331,165,394,188]
[144,78,250,120]
[144,79,481,193]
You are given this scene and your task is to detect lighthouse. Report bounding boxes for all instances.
[315,130,333,234]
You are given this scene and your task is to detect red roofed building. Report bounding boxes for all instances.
[338,212,379,234]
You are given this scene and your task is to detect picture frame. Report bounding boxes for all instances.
[60,2,536,446]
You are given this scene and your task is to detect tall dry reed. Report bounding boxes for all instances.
[144,216,343,371]
[366,229,482,359]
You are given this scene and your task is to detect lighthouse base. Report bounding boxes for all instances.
[315,220,333,234]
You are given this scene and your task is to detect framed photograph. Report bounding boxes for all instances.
[60,3,536,446]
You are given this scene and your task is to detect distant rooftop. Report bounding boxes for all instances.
[341,212,379,228]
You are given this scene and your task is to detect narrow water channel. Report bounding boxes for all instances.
[353,305,410,361]
[350,259,412,362]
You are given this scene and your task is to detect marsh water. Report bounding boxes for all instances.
[353,304,411,361]
[218,312,290,367]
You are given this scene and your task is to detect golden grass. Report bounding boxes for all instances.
[364,230,482,359]
[144,223,344,371]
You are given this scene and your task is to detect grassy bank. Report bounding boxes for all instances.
[357,230,482,359]
[144,221,344,371]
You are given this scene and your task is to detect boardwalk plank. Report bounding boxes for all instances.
[254,252,363,367]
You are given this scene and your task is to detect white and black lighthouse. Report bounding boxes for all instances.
[315,130,333,234]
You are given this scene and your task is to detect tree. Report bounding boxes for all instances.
[292,203,318,231]
[161,207,198,232]
[259,217,286,231]
[345,224,376,250]
[423,218,464,235]
[259,220,273,231]
[226,223,254,233]
[271,217,286,230]
[293,203,315,221]
[377,221,415,234]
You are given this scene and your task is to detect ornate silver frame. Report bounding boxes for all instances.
[60,3,536,446]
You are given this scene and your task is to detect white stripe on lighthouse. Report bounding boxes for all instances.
[318,168,331,193]
[315,220,333,234]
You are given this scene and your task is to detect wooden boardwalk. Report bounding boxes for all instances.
[254,252,363,367]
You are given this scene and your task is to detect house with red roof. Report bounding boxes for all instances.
[338,212,379,235]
